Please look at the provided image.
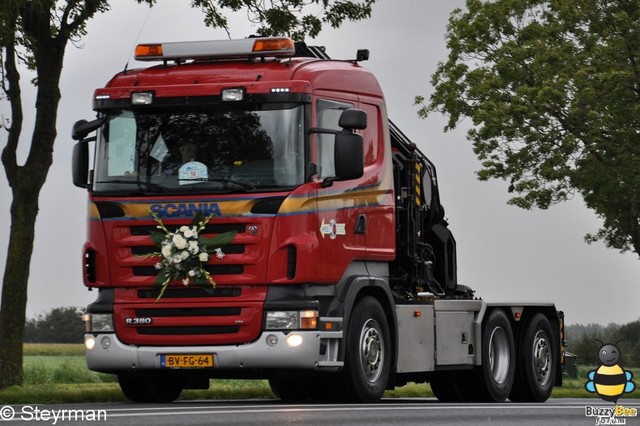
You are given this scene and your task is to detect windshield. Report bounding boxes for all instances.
[93,104,305,194]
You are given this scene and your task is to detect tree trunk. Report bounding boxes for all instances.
[0,191,39,389]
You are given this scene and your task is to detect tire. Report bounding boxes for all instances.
[430,371,465,402]
[268,377,313,401]
[118,373,184,403]
[474,309,516,402]
[331,296,391,402]
[509,313,556,402]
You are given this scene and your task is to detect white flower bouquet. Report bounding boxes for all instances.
[143,210,236,300]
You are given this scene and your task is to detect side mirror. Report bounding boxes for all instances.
[72,117,105,141]
[338,108,367,130]
[334,131,364,182]
[72,141,90,188]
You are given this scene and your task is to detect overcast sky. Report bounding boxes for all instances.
[0,0,638,326]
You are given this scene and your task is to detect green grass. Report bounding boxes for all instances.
[23,343,85,357]
[1,344,637,404]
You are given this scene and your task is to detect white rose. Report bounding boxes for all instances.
[161,244,172,258]
[188,240,199,254]
[179,226,189,233]
[182,278,190,286]
[183,228,194,238]
[173,234,187,249]
[188,269,196,277]
[199,252,209,262]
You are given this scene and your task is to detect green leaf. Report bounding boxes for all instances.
[199,231,237,251]
[154,268,172,287]
[150,230,167,247]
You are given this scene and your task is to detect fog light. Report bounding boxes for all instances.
[286,333,303,348]
[266,334,278,347]
[100,336,112,350]
[84,336,95,350]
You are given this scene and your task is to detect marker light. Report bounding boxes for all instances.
[135,44,163,60]
[131,92,154,105]
[300,310,318,330]
[221,88,245,102]
[252,38,295,54]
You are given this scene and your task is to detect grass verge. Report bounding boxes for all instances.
[1,344,637,404]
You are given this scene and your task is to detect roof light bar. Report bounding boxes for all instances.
[134,37,295,62]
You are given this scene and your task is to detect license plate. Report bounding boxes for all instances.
[161,354,214,369]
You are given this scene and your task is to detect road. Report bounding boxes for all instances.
[2,398,638,425]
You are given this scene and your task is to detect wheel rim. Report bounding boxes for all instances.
[532,330,551,386]
[359,319,384,383]
[488,326,511,384]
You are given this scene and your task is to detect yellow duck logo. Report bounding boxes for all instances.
[585,341,635,403]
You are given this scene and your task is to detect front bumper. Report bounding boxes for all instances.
[85,330,343,373]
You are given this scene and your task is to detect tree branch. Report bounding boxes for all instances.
[0,20,23,187]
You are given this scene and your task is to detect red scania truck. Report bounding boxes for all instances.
[72,37,565,403]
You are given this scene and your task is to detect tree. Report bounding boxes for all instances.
[191,0,375,40]
[0,0,376,390]
[24,307,85,343]
[614,320,640,366]
[418,0,640,258]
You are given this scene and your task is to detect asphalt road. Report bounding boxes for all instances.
[2,398,639,425]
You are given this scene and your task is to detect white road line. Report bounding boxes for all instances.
[99,403,629,418]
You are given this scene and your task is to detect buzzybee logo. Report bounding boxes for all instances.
[585,340,635,403]
[584,340,637,425]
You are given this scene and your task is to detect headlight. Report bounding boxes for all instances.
[265,310,317,330]
[83,313,114,333]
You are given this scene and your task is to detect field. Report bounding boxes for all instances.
[0,344,637,404]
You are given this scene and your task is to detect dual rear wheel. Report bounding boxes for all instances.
[430,310,556,402]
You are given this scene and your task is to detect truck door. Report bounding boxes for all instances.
[314,98,367,281]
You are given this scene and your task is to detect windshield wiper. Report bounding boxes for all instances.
[96,179,169,193]
[179,177,257,191]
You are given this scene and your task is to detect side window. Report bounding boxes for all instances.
[106,111,137,176]
[316,99,353,178]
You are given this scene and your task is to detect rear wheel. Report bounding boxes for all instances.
[474,309,516,402]
[118,373,184,403]
[510,313,556,402]
[331,296,391,402]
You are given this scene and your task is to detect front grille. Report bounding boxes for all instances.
[135,307,240,317]
[132,265,244,276]
[115,285,267,346]
[130,224,246,236]
[137,326,240,335]
[137,287,241,299]
[131,245,246,256]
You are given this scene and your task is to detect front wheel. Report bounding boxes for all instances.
[118,373,184,403]
[331,296,391,402]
